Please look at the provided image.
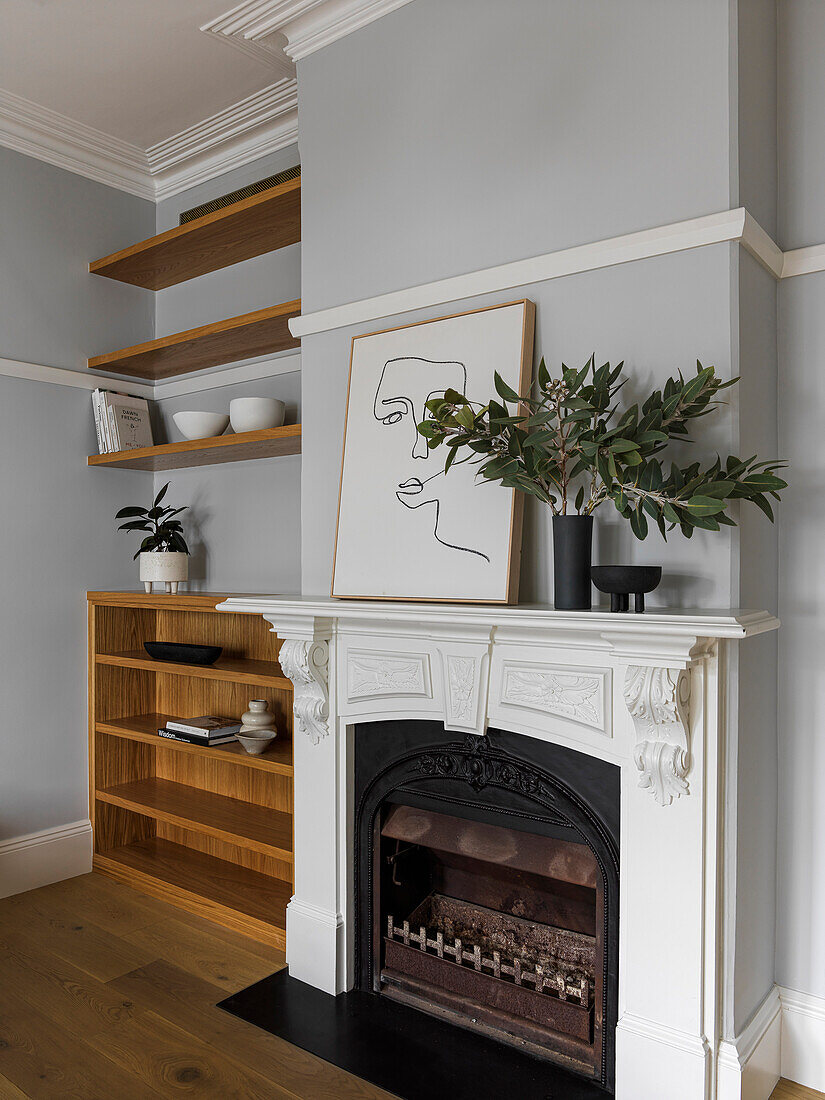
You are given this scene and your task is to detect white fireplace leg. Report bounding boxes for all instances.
[267,618,346,995]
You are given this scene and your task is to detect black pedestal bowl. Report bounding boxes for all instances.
[591,566,662,613]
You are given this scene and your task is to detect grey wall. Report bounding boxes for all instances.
[297,0,736,601]
[776,0,825,1003]
[295,0,783,1034]
[0,147,154,842]
[152,146,303,595]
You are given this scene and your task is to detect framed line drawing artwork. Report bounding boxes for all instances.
[331,299,535,603]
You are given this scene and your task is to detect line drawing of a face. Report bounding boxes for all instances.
[373,356,491,562]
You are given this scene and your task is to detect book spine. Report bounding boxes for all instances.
[107,402,121,453]
[157,728,237,746]
[99,391,112,452]
[91,390,106,454]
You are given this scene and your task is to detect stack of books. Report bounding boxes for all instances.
[157,716,242,746]
[92,389,153,454]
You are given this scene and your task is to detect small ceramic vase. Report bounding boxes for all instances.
[240,699,276,735]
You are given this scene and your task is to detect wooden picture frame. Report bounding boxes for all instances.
[331,299,535,603]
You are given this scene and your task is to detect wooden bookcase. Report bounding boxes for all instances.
[88,591,293,950]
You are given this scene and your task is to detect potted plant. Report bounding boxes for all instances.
[115,483,190,594]
[418,358,787,609]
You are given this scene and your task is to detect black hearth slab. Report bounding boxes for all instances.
[219,969,610,1100]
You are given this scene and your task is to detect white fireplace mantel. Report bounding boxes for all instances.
[218,595,780,1100]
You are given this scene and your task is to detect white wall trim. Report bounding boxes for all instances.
[0,819,92,900]
[203,0,415,63]
[291,208,754,337]
[717,987,781,1100]
[779,986,825,1093]
[0,87,153,200]
[781,242,825,279]
[0,354,300,399]
[0,358,154,397]
[740,212,785,280]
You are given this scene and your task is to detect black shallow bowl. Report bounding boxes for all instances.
[591,566,662,613]
[144,641,223,666]
[590,566,662,595]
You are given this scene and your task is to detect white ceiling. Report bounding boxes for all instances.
[0,0,274,148]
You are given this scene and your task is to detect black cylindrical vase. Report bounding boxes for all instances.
[552,515,593,610]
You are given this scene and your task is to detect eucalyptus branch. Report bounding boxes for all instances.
[418,358,786,541]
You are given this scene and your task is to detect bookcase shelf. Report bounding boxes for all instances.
[87,424,302,472]
[87,300,301,381]
[88,592,293,951]
[95,838,290,947]
[98,714,293,776]
[89,177,301,290]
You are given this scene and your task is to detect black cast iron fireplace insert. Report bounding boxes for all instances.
[354,722,620,1093]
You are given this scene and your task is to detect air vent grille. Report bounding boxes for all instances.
[180,165,301,224]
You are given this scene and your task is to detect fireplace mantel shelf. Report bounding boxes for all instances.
[217,594,779,641]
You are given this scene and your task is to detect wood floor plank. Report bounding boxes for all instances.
[0,927,144,1037]
[83,1010,293,1098]
[110,959,395,1100]
[123,912,283,991]
[36,872,174,936]
[0,892,156,983]
[772,1082,825,1100]
[0,994,160,1099]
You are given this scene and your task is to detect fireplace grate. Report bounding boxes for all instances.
[387,894,593,1007]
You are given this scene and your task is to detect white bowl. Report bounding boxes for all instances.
[172,411,230,440]
[229,398,285,434]
[237,730,277,755]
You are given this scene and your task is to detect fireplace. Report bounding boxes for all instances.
[219,595,781,1100]
[354,721,620,1091]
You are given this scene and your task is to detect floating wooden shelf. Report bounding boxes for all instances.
[95,649,289,687]
[94,838,290,949]
[98,714,293,776]
[88,300,301,380]
[88,592,294,949]
[97,777,293,862]
[88,424,302,471]
[89,177,301,290]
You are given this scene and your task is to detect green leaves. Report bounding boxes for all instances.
[116,484,190,556]
[415,354,787,539]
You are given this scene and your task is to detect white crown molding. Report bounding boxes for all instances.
[0,77,297,202]
[0,88,154,200]
[203,0,414,62]
[148,79,298,200]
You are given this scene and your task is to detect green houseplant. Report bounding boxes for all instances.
[115,482,190,594]
[418,358,786,609]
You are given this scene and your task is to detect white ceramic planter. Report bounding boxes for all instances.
[139,551,188,594]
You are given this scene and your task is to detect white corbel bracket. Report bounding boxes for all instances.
[623,665,691,806]
[264,614,332,745]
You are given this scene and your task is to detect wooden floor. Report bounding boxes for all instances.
[0,873,819,1100]
[0,873,392,1099]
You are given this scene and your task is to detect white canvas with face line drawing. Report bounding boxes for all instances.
[332,300,535,603]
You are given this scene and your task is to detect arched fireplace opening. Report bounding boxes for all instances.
[353,722,620,1092]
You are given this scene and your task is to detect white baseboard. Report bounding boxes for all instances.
[285,896,345,996]
[780,986,825,1093]
[717,987,782,1100]
[0,819,92,900]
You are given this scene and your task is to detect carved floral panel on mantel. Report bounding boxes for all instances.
[346,650,432,702]
[499,662,610,734]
